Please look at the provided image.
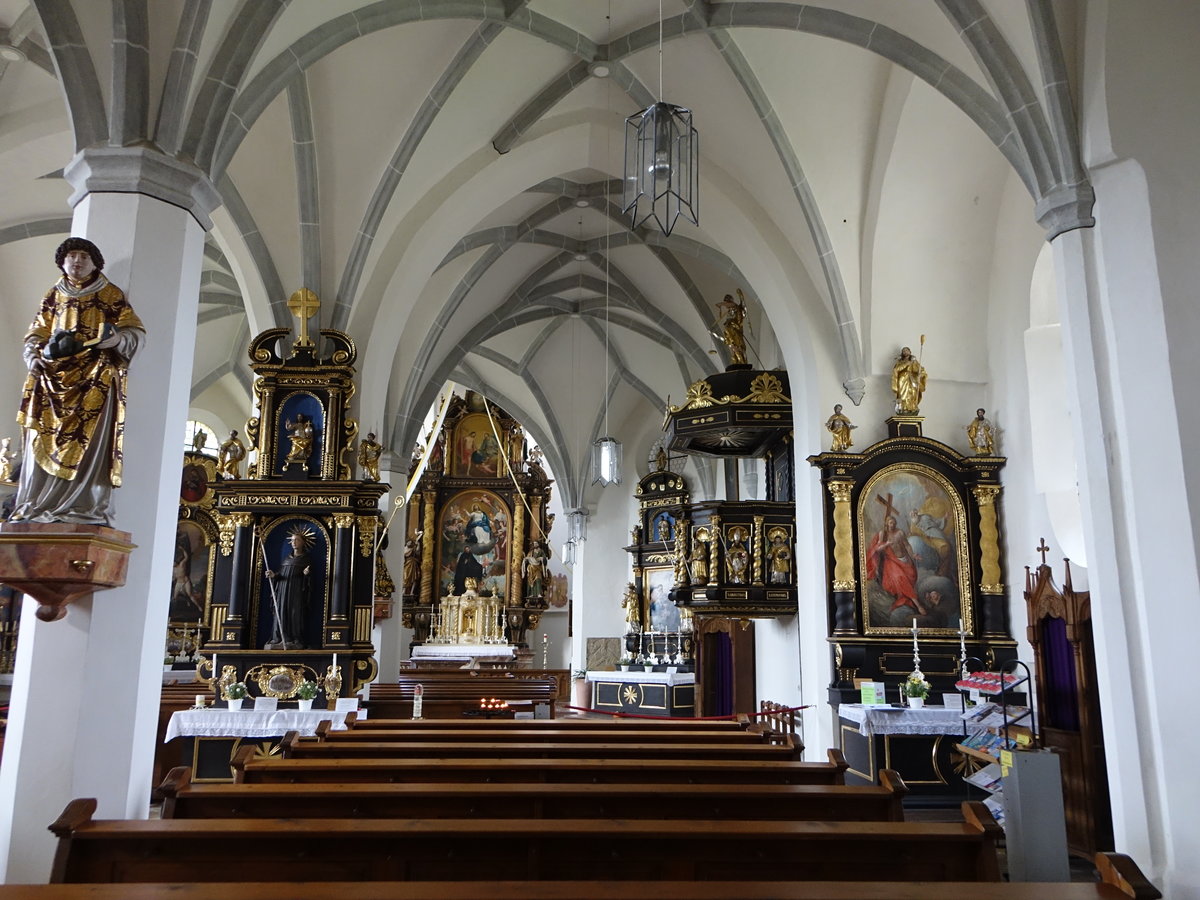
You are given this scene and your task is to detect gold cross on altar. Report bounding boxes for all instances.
[287,288,320,347]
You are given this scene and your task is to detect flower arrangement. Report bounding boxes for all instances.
[295,680,319,701]
[224,681,248,700]
[904,672,931,700]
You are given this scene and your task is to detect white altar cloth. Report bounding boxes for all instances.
[839,703,966,738]
[412,643,514,659]
[164,708,350,742]
[586,670,696,687]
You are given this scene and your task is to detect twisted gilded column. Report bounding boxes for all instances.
[707,515,721,586]
[828,482,856,591]
[752,515,765,585]
[419,490,436,605]
[510,501,525,606]
[972,485,1004,594]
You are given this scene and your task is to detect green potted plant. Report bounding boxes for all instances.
[224,681,248,710]
[295,680,319,711]
[904,672,931,708]
[571,669,591,710]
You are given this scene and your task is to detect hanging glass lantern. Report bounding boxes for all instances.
[591,436,623,486]
[566,508,588,543]
[623,101,698,236]
[561,538,577,567]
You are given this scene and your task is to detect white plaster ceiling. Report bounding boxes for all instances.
[0,0,1082,510]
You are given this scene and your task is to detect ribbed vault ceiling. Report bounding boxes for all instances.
[0,0,1086,509]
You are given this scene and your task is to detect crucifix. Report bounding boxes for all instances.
[287,287,320,348]
[1036,537,1050,566]
[875,492,899,523]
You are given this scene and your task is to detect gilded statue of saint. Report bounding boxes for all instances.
[217,429,246,479]
[0,437,14,483]
[966,408,995,456]
[825,404,856,452]
[769,533,792,585]
[714,290,748,366]
[689,546,709,585]
[621,582,641,634]
[283,414,315,470]
[522,540,549,598]
[11,238,144,524]
[891,346,927,415]
[358,431,382,481]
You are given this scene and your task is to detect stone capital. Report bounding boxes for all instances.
[63,146,222,229]
[1036,182,1096,241]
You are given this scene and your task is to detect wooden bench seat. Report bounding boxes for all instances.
[278,732,803,761]
[234,747,849,784]
[363,677,561,719]
[50,799,1003,884]
[159,766,907,821]
[0,869,1165,900]
[343,714,752,730]
[315,724,772,745]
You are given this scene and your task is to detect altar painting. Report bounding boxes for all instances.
[857,464,972,635]
[643,566,680,632]
[438,489,511,600]
[170,520,213,623]
[451,413,505,478]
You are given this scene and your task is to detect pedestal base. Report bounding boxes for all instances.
[0,522,135,621]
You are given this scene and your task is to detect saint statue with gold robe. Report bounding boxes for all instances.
[11,238,144,525]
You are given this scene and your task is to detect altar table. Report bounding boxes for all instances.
[164,708,350,782]
[586,670,696,717]
[836,702,978,805]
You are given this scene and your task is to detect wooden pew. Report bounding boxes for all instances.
[313,723,773,745]
[363,674,561,719]
[0,873,1166,900]
[159,765,908,821]
[50,798,1005,884]
[333,716,753,733]
[278,735,802,761]
[233,746,849,784]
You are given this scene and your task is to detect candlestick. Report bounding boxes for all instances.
[911,618,921,675]
[958,618,968,678]
[542,632,548,668]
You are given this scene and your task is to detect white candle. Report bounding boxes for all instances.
[332,653,338,671]
[194,694,206,708]
[212,653,217,676]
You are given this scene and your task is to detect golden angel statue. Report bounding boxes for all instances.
[714,289,748,366]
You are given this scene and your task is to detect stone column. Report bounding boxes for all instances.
[0,147,216,882]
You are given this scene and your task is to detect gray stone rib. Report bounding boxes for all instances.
[215,2,598,181]
[471,345,520,371]
[155,0,211,154]
[936,0,1054,193]
[1023,0,1093,235]
[329,22,502,330]
[32,0,109,149]
[516,317,565,371]
[217,172,286,325]
[190,358,232,399]
[200,269,240,294]
[446,363,578,508]
[199,290,242,308]
[197,305,243,324]
[582,316,664,410]
[288,73,321,317]
[110,0,150,145]
[181,0,287,174]
[0,217,72,246]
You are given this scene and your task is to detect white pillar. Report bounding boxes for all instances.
[371,459,406,682]
[0,150,214,883]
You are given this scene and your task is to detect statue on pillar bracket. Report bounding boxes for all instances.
[0,238,140,621]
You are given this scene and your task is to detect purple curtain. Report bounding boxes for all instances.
[1041,616,1080,730]
[714,631,734,717]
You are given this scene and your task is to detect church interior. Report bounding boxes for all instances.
[0,1,1195,896]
